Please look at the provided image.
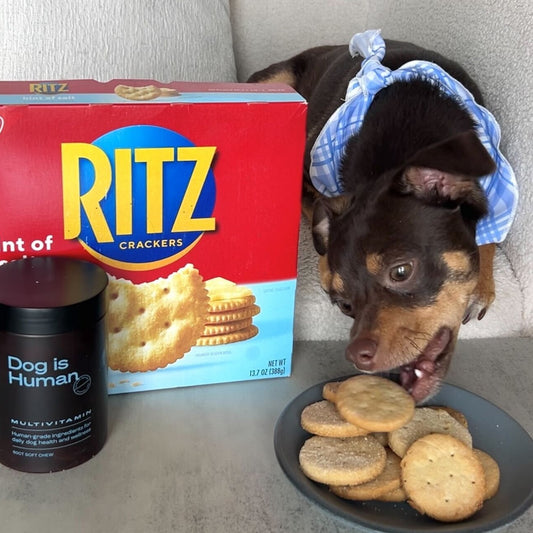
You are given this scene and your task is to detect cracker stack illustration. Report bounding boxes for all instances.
[196,277,260,346]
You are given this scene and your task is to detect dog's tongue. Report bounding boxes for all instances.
[399,328,451,402]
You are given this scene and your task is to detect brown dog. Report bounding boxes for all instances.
[250,35,500,402]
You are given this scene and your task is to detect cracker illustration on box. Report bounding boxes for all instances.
[114,84,180,101]
[107,264,208,372]
[196,277,260,346]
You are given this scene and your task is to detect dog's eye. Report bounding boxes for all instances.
[389,262,414,283]
[334,299,353,316]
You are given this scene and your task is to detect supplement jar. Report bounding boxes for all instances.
[0,256,108,472]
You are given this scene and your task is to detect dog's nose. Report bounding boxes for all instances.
[345,338,378,371]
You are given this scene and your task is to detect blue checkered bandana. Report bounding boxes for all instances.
[309,29,518,245]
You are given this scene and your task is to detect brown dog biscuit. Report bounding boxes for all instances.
[428,405,469,428]
[371,432,389,447]
[389,407,473,457]
[336,375,415,432]
[300,400,370,437]
[299,435,386,486]
[107,264,208,372]
[195,325,258,346]
[473,449,500,500]
[377,484,408,502]
[330,448,402,500]
[401,433,485,522]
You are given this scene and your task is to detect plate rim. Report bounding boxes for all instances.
[274,376,533,533]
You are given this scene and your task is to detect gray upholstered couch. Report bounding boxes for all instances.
[1,0,531,341]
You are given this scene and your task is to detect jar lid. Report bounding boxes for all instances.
[0,256,108,335]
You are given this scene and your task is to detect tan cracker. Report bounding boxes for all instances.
[473,449,500,500]
[205,276,253,299]
[204,277,256,312]
[388,407,473,458]
[208,295,256,312]
[205,304,260,323]
[428,405,469,428]
[401,433,485,522]
[201,317,253,336]
[114,84,162,100]
[336,375,415,432]
[376,485,407,502]
[159,87,180,97]
[107,264,208,372]
[322,381,341,402]
[377,485,408,502]
[195,325,258,346]
[300,400,369,438]
[330,448,402,500]
[299,435,386,486]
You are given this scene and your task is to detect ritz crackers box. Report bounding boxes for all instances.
[0,80,307,394]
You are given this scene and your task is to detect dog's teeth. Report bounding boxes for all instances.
[414,369,423,379]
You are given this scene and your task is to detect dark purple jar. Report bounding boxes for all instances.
[0,256,108,472]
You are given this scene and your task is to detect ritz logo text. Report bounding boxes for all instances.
[61,125,217,270]
[29,83,69,94]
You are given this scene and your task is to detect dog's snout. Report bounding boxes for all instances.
[345,338,378,371]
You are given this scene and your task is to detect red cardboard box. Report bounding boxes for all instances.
[0,80,307,393]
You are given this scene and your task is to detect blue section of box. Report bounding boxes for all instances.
[0,92,305,106]
[107,279,296,394]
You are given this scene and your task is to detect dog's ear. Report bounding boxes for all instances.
[398,130,494,214]
[312,195,351,255]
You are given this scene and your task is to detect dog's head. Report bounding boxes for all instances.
[312,130,495,403]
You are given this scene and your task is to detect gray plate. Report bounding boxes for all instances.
[274,378,533,532]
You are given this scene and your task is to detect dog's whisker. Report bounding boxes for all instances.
[411,333,433,344]
[405,335,424,352]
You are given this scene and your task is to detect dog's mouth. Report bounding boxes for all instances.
[346,326,455,403]
[397,327,453,403]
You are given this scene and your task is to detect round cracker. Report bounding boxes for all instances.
[301,400,369,437]
[205,304,260,323]
[201,317,253,336]
[107,265,208,372]
[195,325,258,346]
[208,294,256,312]
[322,381,341,402]
[428,405,469,428]
[205,276,253,298]
[371,432,389,447]
[401,433,485,522]
[473,449,500,500]
[299,435,386,486]
[330,448,402,500]
[336,375,415,432]
[389,407,473,458]
[376,485,408,502]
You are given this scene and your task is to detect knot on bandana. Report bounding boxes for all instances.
[309,29,518,245]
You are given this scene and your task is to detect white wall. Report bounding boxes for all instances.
[0,0,236,82]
